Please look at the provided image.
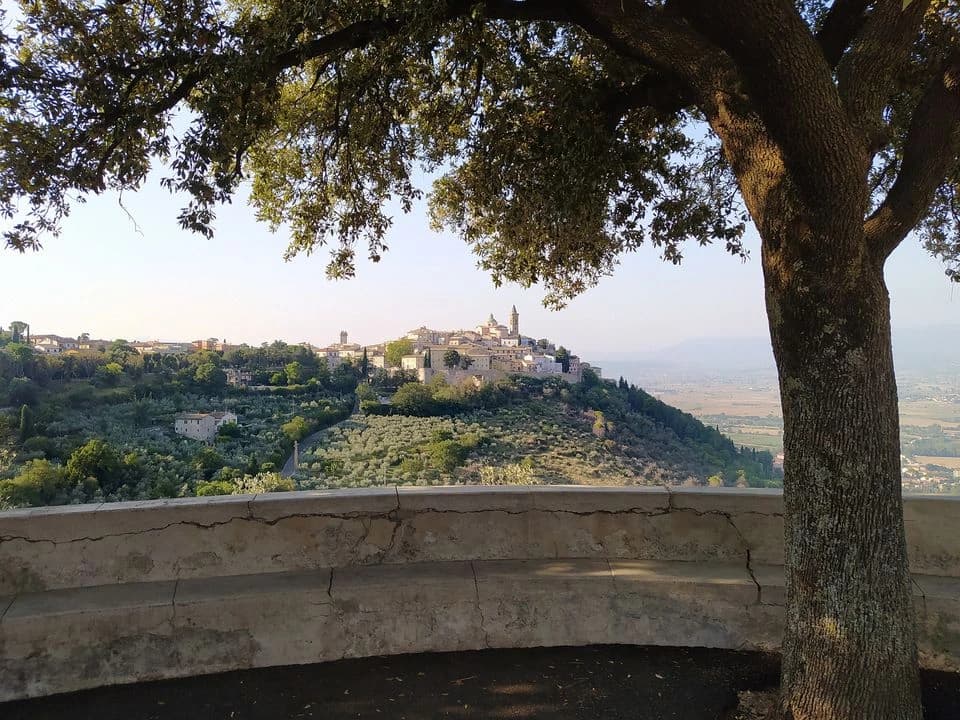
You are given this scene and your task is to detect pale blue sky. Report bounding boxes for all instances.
[2,170,957,357]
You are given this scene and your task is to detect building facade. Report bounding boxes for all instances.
[174,411,238,442]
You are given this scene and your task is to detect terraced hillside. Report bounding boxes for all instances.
[297,375,778,489]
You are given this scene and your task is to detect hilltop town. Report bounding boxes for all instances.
[314,307,600,385]
[0,313,780,511]
[12,307,601,387]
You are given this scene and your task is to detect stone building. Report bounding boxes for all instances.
[174,411,238,442]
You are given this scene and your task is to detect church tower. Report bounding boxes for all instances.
[509,305,519,337]
[340,331,348,346]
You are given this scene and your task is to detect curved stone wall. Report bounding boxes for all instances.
[0,487,957,701]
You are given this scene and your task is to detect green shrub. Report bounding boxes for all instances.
[196,480,235,496]
[66,438,122,493]
[281,415,311,442]
[0,459,68,508]
[217,421,242,439]
[232,472,295,494]
[426,439,467,472]
[391,383,437,416]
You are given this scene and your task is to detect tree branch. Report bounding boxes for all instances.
[865,54,960,259]
[603,72,695,121]
[271,2,577,73]
[836,0,931,147]
[815,0,873,69]
[669,0,868,238]
[482,0,576,22]
[567,1,730,105]
[568,3,794,245]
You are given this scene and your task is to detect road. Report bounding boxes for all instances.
[280,399,359,477]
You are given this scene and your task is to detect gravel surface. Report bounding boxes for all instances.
[3,645,958,720]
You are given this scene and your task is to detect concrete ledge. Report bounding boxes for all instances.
[0,559,773,700]
[0,486,781,593]
[2,558,957,701]
[1,487,958,701]
[3,488,954,594]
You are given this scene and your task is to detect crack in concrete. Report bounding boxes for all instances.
[470,561,491,649]
[382,514,403,558]
[352,518,373,553]
[911,575,927,615]
[0,510,401,546]
[0,593,16,622]
[396,506,674,518]
[0,490,784,548]
[170,579,179,628]
[662,484,675,511]
[0,507,678,547]
[604,558,617,590]
[719,511,763,603]
[327,568,335,600]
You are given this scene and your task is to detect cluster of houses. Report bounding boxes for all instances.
[27,334,110,354]
[26,334,225,356]
[22,308,599,387]
[312,307,600,385]
[19,309,599,442]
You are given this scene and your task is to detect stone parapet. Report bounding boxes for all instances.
[0,487,957,701]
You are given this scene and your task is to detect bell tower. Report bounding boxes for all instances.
[509,305,519,337]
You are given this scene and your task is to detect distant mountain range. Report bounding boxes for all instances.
[597,324,960,378]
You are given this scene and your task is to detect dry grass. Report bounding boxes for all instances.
[656,387,782,417]
[915,456,960,469]
[657,387,959,431]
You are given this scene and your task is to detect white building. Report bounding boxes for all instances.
[133,341,195,355]
[30,335,79,354]
[174,411,238,442]
[405,326,444,346]
[523,353,563,374]
[316,330,365,368]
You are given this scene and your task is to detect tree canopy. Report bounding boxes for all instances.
[3,1,956,307]
[385,338,414,367]
[3,4,960,717]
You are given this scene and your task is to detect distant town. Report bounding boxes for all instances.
[13,306,601,389]
[3,314,957,502]
[6,309,782,509]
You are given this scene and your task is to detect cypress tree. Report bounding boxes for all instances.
[19,404,34,441]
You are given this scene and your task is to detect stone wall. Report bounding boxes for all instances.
[0,487,957,700]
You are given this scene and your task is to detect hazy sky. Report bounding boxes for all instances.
[2,171,957,357]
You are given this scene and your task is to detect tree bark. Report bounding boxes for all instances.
[762,237,922,720]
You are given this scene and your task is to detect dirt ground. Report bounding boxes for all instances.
[3,645,958,720]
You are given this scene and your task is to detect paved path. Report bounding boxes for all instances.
[280,400,359,477]
[4,646,957,720]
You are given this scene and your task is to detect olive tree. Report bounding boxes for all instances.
[2,2,959,718]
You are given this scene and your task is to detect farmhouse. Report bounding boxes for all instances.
[174,411,238,442]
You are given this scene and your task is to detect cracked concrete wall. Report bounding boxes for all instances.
[1,559,785,700]
[0,488,958,700]
[0,487,956,594]
[0,486,785,594]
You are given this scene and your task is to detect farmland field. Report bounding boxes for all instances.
[915,456,960,469]
[723,431,783,453]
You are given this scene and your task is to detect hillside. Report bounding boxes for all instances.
[297,374,779,489]
[1,336,778,510]
[0,339,357,508]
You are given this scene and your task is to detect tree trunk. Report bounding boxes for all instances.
[764,247,922,719]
